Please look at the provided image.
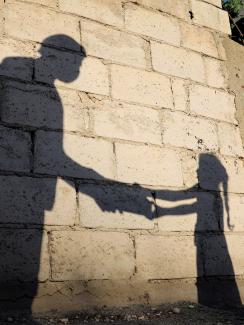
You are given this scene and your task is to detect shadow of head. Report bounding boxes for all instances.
[37,34,86,83]
[198,153,228,191]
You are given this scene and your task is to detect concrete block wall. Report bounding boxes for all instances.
[0,0,243,313]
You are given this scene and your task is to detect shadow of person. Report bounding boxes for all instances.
[156,153,242,308]
[0,34,155,316]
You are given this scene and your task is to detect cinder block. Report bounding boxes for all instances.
[79,183,155,229]
[198,154,244,194]
[189,85,236,123]
[35,47,109,96]
[0,176,76,225]
[204,57,227,89]
[111,65,173,108]
[92,101,161,144]
[115,143,183,186]
[0,38,34,81]
[180,23,219,58]
[171,78,189,112]
[222,193,244,232]
[125,3,181,46]
[34,131,115,180]
[218,123,244,157]
[81,20,147,69]
[162,111,218,151]
[180,151,199,188]
[1,81,89,132]
[204,234,244,276]
[136,0,190,20]
[191,0,231,34]
[5,1,80,51]
[151,41,205,83]
[0,126,31,172]
[136,235,200,279]
[0,229,49,281]
[156,190,218,232]
[59,0,123,28]
[50,230,134,280]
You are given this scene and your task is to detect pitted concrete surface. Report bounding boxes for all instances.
[1,303,244,324]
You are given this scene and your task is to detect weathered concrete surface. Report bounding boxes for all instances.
[0,0,243,314]
[224,38,244,144]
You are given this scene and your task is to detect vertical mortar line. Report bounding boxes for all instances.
[121,0,126,31]
[112,142,118,181]
[151,190,159,230]
[202,55,208,86]
[215,120,221,156]
[130,232,137,276]
[144,38,152,71]
[185,80,191,114]
[46,228,53,282]
[79,19,82,50]
[169,77,176,111]
[30,130,36,173]
[74,179,80,226]
[108,63,112,99]
[159,109,165,149]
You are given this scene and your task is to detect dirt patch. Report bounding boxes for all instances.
[1,302,244,324]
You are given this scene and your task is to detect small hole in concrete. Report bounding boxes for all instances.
[189,11,194,19]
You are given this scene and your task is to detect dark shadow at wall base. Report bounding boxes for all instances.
[197,277,243,308]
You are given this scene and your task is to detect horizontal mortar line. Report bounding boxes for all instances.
[78,16,223,62]
[1,167,244,195]
[3,0,229,52]
[0,42,231,96]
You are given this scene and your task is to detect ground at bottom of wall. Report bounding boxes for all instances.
[1,302,244,324]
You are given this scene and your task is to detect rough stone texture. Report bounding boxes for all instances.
[136,0,190,20]
[50,230,135,280]
[79,183,155,229]
[111,65,173,108]
[204,235,244,276]
[222,194,244,232]
[92,101,161,144]
[0,0,243,312]
[115,143,183,186]
[204,57,227,89]
[199,155,244,194]
[35,47,109,95]
[0,126,31,172]
[189,85,236,123]
[81,20,147,69]
[191,0,231,34]
[218,123,244,157]
[0,229,49,281]
[0,38,34,81]
[125,3,181,46]
[0,81,89,132]
[180,23,219,59]
[5,1,81,51]
[171,78,189,112]
[34,131,115,179]
[151,41,205,83]
[180,151,199,188]
[59,0,123,28]
[136,235,199,279]
[156,191,218,232]
[162,111,218,152]
[224,38,244,145]
[0,176,76,225]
